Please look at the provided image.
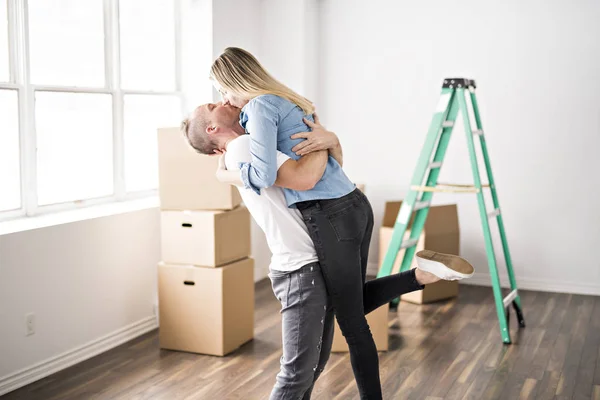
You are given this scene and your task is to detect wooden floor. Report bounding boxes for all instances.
[3,281,600,400]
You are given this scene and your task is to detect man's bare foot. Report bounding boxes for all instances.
[415,268,441,286]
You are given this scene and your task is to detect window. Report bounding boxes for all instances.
[0,0,9,82]
[119,0,176,91]
[36,92,113,205]
[123,94,181,192]
[28,0,105,87]
[1,1,183,220]
[0,90,20,212]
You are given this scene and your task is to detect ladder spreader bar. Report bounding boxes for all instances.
[503,289,518,308]
[411,185,480,194]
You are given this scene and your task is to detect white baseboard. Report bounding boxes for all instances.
[0,316,158,397]
[461,272,600,296]
[368,263,600,296]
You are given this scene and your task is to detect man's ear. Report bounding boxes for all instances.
[206,124,219,135]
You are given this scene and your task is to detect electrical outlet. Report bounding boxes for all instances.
[25,313,35,336]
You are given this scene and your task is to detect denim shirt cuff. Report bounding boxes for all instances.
[239,162,261,195]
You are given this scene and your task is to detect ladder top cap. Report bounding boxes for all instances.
[442,78,476,89]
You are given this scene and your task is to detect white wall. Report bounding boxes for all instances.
[11,1,598,396]
[260,0,320,101]
[212,0,262,59]
[211,0,322,281]
[211,0,274,281]
[181,0,213,111]
[319,0,600,294]
[0,208,161,393]
[0,0,279,393]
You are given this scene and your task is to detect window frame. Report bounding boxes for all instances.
[0,0,185,221]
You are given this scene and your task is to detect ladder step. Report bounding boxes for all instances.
[473,129,484,136]
[411,185,480,194]
[442,121,454,128]
[414,201,431,211]
[488,208,501,219]
[503,289,518,308]
[438,182,490,188]
[428,161,443,169]
[400,239,418,249]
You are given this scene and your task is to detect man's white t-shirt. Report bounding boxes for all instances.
[224,135,318,272]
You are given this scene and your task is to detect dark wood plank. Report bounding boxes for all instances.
[536,370,562,400]
[1,283,599,400]
[519,378,537,399]
[529,292,572,381]
[467,289,540,400]
[497,291,553,400]
[572,297,600,400]
[393,286,492,399]
[444,339,495,399]
[555,295,595,399]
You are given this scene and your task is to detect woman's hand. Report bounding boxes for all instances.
[290,113,340,156]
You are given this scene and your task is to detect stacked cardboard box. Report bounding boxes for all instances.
[379,201,460,304]
[156,127,254,356]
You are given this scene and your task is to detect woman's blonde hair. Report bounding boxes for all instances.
[210,47,315,115]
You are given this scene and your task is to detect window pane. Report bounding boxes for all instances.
[28,0,104,87]
[0,0,9,82]
[119,0,176,91]
[124,95,181,192]
[0,89,20,211]
[36,92,113,205]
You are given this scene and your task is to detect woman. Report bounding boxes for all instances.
[210,47,474,400]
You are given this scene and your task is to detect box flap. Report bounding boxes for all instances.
[382,201,459,235]
[382,201,402,228]
[426,204,459,235]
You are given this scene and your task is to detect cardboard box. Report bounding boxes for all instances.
[161,206,251,267]
[331,304,389,352]
[379,227,425,274]
[158,127,242,211]
[378,201,460,304]
[158,258,254,356]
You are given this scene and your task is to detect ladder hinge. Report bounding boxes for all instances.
[442,121,454,128]
[400,239,418,249]
[488,209,501,219]
[414,201,431,211]
[473,129,484,136]
[429,161,443,169]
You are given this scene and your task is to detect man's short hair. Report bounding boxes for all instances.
[181,110,219,155]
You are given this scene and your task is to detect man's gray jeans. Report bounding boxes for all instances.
[269,262,335,400]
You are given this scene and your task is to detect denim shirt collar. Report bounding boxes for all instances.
[238,104,251,133]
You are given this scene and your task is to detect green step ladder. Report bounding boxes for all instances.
[376,78,525,344]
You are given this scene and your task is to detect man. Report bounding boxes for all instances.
[181,102,470,400]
